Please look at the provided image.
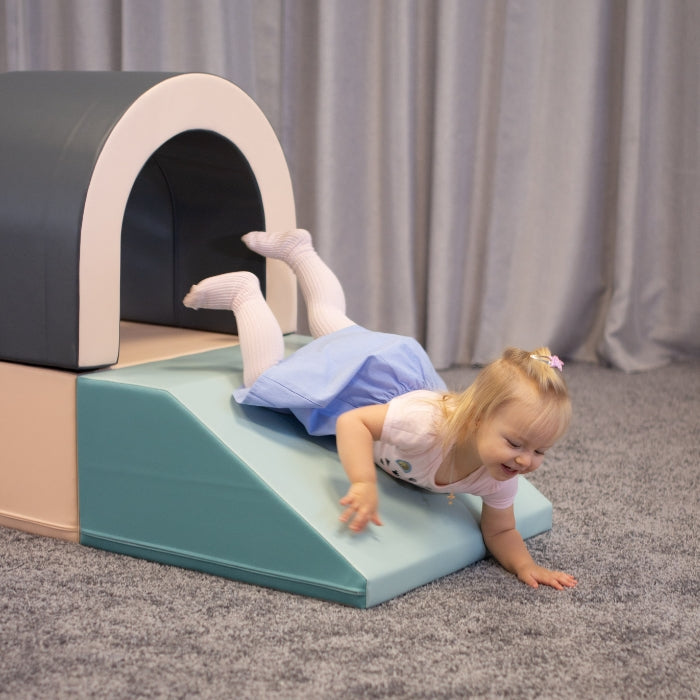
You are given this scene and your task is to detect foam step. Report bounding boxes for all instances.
[77,336,552,607]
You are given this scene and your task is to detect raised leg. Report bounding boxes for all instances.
[183,271,284,387]
[243,229,355,338]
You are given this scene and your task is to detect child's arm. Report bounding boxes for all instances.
[480,503,577,590]
[335,404,389,532]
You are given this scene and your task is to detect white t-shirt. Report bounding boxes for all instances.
[373,390,518,509]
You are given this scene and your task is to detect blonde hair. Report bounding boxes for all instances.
[438,346,572,451]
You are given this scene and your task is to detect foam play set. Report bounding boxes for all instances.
[0,72,553,607]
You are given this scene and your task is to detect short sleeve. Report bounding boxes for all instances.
[379,391,443,456]
[480,476,519,509]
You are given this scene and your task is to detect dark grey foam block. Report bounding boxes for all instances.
[0,72,172,368]
[0,72,266,369]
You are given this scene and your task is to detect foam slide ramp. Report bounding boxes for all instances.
[77,336,552,607]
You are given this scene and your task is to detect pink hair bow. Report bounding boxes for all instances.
[530,354,564,371]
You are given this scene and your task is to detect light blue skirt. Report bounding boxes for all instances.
[233,325,446,436]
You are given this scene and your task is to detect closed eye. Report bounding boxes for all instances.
[507,438,546,456]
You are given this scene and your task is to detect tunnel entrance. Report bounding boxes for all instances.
[120,129,266,335]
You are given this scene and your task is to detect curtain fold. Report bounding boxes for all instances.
[601,0,700,370]
[2,0,698,371]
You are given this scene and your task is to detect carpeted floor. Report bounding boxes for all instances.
[1,359,698,699]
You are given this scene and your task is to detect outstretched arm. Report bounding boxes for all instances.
[480,503,577,590]
[335,404,389,532]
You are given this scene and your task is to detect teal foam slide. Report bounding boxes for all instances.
[77,336,552,608]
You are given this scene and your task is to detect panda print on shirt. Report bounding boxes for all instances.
[375,457,418,483]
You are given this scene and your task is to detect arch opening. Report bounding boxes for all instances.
[120,129,265,335]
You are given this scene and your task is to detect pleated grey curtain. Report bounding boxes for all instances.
[2,0,698,371]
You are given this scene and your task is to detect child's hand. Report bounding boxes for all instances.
[516,563,577,590]
[339,482,383,533]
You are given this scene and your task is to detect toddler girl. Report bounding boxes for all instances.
[184,228,577,591]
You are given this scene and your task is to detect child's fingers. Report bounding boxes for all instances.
[351,510,383,531]
[523,575,539,589]
[349,506,375,531]
[540,571,577,590]
[338,504,379,532]
[338,488,381,532]
[520,567,577,590]
[549,570,577,587]
[338,496,365,527]
[557,572,578,588]
[338,505,358,524]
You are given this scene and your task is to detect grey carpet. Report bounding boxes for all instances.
[1,359,698,699]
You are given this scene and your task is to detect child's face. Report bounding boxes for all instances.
[474,393,560,482]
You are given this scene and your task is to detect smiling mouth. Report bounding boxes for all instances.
[500,464,518,476]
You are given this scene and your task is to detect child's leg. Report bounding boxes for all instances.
[242,228,355,338]
[183,271,284,387]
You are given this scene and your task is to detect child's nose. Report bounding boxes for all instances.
[515,453,532,468]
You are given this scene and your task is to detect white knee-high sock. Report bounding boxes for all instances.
[243,229,355,338]
[183,271,284,387]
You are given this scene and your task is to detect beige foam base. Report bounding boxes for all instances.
[0,322,239,541]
